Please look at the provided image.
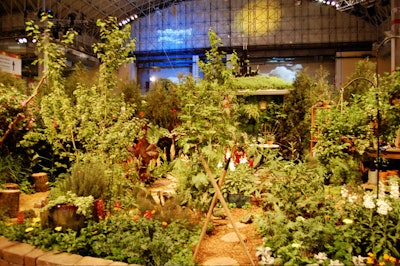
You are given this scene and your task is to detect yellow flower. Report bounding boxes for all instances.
[389,257,397,263]
[25,227,34,233]
[6,222,13,226]
[383,254,390,261]
[151,209,156,214]
[291,243,301,248]
[54,226,62,232]
[366,257,374,264]
[162,221,168,227]
[368,253,375,258]
[324,215,330,219]
[379,262,385,266]
[342,218,353,224]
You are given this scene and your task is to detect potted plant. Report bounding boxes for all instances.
[220,163,256,208]
[40,191,94,231]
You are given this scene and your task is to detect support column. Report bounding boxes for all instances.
[392,0,400,70]
[192,55,199,81]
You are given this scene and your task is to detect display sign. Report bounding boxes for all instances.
[0,50,22,78]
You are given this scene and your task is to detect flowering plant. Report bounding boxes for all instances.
[255,155,400,265]
[41,191,94,218]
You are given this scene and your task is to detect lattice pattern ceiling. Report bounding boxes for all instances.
[0,0,184,25]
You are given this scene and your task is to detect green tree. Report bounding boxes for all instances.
[20,16,144,173]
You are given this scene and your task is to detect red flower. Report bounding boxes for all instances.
[248,159,254,167]
[234,150,240,164]
[144,210,153,219]
[17,211,25,224]
[96,199,106,220]
[139,111,145,118]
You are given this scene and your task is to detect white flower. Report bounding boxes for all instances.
[225,150,231,160]
[389,179,399,199]
[341,187,348,198]
[314,252,328,263]
[256,246,274,266]
[348,194,358,203]
[378,182,386,199]
[376,199,392,215]
[260,255,275,265]
[329,259,344,266]
[229,161,236,171]
[352,255,366,265]
[256,246,272,257]
[217,162,223,168]
[239,156,248,164]
[363,193,375,209]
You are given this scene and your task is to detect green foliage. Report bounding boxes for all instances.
[56,159,110,199]
[197,28,231,84]
[42,191,94,218]
[143,79,180,129]
[280,69,314,158]
[259,156,329,220]
[0,75,36,154]
[378,68,400,141]
[173,28,242,161]
[313,103,372,185]
[20,16,145,172]
[232,75,292,90]
[93,17,136,92]
[342,58,376,102]
[0,212,199,265]
[172,153,216,211]
[0,154,33,192]
[221,163,256,198]
[312,66,338,104]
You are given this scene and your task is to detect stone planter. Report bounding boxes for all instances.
[0,189,20,218]
[41,204,85,231]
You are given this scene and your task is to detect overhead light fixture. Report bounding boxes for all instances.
[118,13,138,27]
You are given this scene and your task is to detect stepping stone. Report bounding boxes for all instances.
[227,221,248,229]
[202,257,239,265]
[221,232,247,243]
[240,213,254,224]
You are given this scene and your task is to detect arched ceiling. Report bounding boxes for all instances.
[0,0,390,28]
[0,0,392,63]
[0,0,186,57]
[0,0,185,23]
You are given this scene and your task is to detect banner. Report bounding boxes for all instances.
[0,50,22,78]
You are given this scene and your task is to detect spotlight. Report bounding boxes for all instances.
[150,76,157,82]
[17,37,27,44]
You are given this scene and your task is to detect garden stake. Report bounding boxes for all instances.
[196,154,255,266]
[193,157,230,261]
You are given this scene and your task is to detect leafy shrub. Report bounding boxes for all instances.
[0,211,199,265]
[57,160,109,199]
